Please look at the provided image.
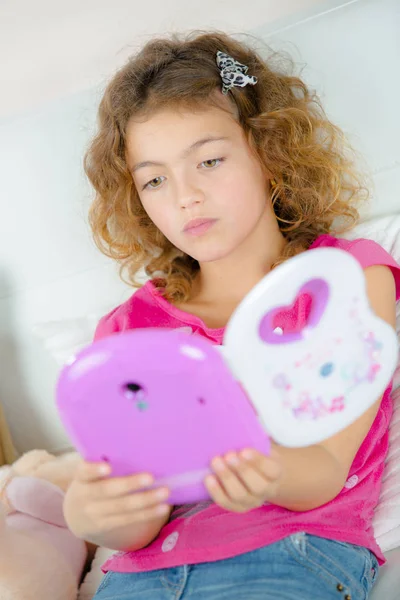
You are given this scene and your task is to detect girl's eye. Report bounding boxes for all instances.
[201,158,224,168]
[143,176,165,190]
[142,158,224,190]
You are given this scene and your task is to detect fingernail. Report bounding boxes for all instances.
[206,475,217,487]
[226,454,239,466]
[157,504,169,515]
[98,464,110,475]
[140,476,153,487]
[156,488,169,500]
[241,450,254,460]
[213,458,225,471]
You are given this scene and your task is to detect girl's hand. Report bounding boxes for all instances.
[63,459,172,544]
[205,444,283,513]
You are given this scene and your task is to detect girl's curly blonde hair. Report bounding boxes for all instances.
[85,30,368,303]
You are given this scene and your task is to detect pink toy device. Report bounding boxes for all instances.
[56,329,270,504]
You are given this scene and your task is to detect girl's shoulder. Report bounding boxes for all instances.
[310,232,389,259]
[93,280,216,341]
[311,234,400,299]
[93,280,164,341]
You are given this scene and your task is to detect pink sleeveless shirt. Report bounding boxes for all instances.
[95,235,400,573]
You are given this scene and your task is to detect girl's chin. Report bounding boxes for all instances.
[191,248,233,264]
[177,236,237,264]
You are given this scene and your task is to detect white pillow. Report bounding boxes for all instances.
[369,547,400,600]
[342,213,400,391]
[342,214,400,552]
[33,311,110,366]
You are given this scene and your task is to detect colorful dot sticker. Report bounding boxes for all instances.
[320,362,334,377]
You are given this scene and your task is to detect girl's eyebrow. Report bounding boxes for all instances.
[131,136,229,173]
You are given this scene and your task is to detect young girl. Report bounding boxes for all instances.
[64,32,400,599]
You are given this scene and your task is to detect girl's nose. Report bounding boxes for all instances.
[176,180,205,210]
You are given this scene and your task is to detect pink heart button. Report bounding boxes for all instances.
[259,278,330,344]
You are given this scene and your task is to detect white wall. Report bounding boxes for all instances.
[0,88,130,452]
[0,0,399,454]
[256,0,400,219]
[0,0,324,120]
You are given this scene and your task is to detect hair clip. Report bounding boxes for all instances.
[216,51,258,95]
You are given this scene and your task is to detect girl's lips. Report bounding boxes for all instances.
[183,218,217,236]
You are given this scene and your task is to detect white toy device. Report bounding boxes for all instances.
[223,247,398,447]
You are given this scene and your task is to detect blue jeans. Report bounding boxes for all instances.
[93,533,379,599]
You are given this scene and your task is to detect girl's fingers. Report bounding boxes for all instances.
[95,487,170,518]
[204,474,243,512]
[75,460,112,482]
[240,449,283,482]
[76,462,155,499]
[224,453,270,498]
[103,503,172,531]
[210,457,256,506]
[94,472,156,499]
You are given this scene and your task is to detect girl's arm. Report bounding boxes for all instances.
[206,265,397,512]
[85,509,173,552]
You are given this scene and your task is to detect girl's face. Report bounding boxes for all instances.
[126,99,274,264]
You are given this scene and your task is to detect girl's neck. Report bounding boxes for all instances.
[180,213,287,325]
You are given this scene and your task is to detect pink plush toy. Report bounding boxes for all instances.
[0,450,87,600]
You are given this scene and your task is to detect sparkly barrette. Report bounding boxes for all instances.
[216,50,258,95]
